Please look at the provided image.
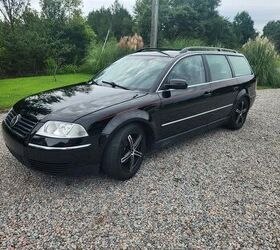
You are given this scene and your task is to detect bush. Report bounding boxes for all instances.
[58,64,79,74]
[45,58,58,76]
[79,39,131,75]
[242,37,280,87]
[160,38,207,49]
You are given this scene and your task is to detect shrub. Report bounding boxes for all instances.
[242,37,280,87]
[79,39,130,75]
[58,64,79,74]
[45,58,58,75]
[160,38,206,49]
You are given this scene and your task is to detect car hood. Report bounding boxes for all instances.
[14,82,147,122]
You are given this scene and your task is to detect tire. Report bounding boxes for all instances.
[228,95,250,130]
[102,123,146,180]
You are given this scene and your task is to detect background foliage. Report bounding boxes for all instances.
[80,39,130,75]
[0,0,279,87]
[242,37,280,87]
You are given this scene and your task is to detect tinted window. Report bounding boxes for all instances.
[228,56,252,76]
[206,55,232,81]
[167,56,206,86]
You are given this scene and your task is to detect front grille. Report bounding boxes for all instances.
[5,109,38,138]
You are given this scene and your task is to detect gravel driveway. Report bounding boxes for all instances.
[0,89,279,249]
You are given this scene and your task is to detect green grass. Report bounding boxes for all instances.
[0,74,92,110]
[257,85,273,90]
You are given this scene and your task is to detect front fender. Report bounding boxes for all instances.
[100,109,158,148]
[102,109,148,135]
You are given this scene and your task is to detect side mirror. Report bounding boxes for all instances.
[164,79,188,90]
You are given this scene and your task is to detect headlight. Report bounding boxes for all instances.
[36,121,88,138]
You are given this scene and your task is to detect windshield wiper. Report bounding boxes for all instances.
[102,80,129,90]
[88,79,99,85]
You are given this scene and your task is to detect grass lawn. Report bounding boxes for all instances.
[0,74,91,110]
[257,85,273,89]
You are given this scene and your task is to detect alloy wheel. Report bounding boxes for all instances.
[235,99,249,126]
[120,134,143,173]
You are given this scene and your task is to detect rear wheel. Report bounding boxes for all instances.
[102,124,146,180]
[228,96,249,130]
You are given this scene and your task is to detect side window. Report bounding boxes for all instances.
[206,55,232,81]
[228,56,252,76]
[167,55,206,86]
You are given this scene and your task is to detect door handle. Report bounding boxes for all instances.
[203,91,212,97]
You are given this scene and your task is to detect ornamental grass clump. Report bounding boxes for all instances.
[242,37,280,87]
[118,33,144,50]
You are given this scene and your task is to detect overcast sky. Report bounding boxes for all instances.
[31,0,280,32]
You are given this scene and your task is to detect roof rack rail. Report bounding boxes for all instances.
[136,47,179,57]
[137,47,179,52]
[180,46,238,54]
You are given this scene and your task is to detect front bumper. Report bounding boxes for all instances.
[2,122,101,175]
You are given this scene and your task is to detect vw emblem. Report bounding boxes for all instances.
[10,114,21,127]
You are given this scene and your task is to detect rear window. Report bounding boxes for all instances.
[228,56,252,76]
[206,55,232,81]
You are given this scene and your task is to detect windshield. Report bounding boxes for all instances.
[94,55,172,91]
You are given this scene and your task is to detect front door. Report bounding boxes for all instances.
[157,55,213,139]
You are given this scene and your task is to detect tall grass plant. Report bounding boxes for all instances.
[242,37,280,87]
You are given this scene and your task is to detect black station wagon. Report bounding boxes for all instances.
[2,47,256,180]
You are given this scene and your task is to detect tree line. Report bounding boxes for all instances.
[0,0,279,77]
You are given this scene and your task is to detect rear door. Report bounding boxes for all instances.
[204,54,238,121]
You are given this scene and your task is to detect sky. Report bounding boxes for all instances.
[31,0,280,32]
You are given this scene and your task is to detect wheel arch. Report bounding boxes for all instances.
[235,88,250,107]
[100,109,157,151]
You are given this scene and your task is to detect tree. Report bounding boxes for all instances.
[40,0,94,67]
[134,0,238,47]
[205,16,238,48]
[40,0,81,21]
[87,0,133,41]
[0,0,30,28]
[62,15,95,64]
[87,7,112,41]
[0,8,50,75]
[187,0,221,16]
[134,0,153,43]
[111,0,133,38]
[263,21,280,51]
[233,11,257,45]
[0,0,94,76]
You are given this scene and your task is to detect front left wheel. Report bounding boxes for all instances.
[102,124,146,180]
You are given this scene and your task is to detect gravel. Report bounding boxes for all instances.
[0,89,280,249]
